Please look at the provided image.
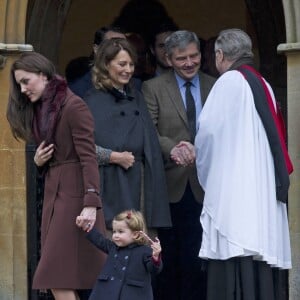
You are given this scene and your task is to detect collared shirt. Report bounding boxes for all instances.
[175,72,202,132]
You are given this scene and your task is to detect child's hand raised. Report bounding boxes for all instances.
[150,237,161,261]
[139,231,161,261]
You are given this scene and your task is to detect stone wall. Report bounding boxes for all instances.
[0,1,28,299]
[280,1,300,298]
[278,44,300,300]
[0,55,27,300]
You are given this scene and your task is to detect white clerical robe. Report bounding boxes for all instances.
[195,70,291,269]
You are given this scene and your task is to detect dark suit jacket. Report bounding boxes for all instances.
[87,228,162,300]
[142,70,216,203]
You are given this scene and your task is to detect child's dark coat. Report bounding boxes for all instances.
[87,228,162,300]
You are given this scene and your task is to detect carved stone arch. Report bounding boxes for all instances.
[245,0,286,78]
[1,0,300,299]
[244,0,287,121]
[282,0,300,42]
[26,0,72,65]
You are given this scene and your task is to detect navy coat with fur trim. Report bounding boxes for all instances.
[87,228,162,300]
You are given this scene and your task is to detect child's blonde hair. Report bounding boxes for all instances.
[113,210,148,245]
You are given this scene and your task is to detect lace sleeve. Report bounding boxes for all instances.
[95,145,112,165]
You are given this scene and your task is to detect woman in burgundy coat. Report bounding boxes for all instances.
[7,52,106,300]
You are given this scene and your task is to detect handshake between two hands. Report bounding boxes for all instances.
[170,141,196,167]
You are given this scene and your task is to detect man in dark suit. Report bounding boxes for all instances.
[142,30,216,300]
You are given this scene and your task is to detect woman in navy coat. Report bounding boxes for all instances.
[76,210,162,300]
[83,38,171,231]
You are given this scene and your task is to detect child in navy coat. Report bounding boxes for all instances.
[76,209,162,300]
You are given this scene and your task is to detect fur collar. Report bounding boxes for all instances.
[32,75,67,145]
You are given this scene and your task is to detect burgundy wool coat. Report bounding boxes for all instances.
[32,89,106,289]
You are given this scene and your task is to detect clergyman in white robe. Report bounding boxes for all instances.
[195,69,291,270]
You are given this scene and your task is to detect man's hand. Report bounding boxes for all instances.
[170,141,195,166]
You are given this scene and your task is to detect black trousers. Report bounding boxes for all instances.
[77,289,92,299]
[206,257,288,300]
[154,183,206,300]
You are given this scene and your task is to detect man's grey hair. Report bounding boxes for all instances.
[165,30,201,57]
[215,28,254,61]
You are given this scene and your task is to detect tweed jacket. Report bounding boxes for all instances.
[142,70,216,203]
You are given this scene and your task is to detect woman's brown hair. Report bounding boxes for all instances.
[92,38,137,91]
[6,52,55,141]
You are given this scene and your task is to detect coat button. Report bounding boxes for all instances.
[120,111,125,116]
[134,110,139,115]
[122,266,126,271]
[125,256,129,260]
[111,277,115,281]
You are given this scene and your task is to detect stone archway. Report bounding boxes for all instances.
[0,0,300,299]
[24,1,300,299]
[245,0,287,118]
[26,0,72,65]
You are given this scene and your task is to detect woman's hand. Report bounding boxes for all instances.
[110,151,135,169]
[76,206,97,232]
[34,141,54,167]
